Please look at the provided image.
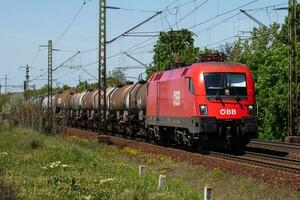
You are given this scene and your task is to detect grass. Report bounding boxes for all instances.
[0,124,201,200]
[121,147,300,200]
[0,123,299,200]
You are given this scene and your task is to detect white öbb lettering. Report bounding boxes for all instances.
[220,109,237,115]
[173,90,181,107]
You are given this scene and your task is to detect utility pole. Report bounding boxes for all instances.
[39,40,54,133]
[26,65,29,90]
[288,0,298,136]
[5,74,7,94]
[20,65,30,97]
[98,0,107,134]
[48,40,54,133]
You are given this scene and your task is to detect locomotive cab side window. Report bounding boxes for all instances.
[204,73,247,99]
[188,78,195,95]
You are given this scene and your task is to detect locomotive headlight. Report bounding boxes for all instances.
[248,105,255,115]
[200,105,208,115]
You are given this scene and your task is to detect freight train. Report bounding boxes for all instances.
[41,60,258,150]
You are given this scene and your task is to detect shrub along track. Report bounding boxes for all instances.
[66,128,300,190]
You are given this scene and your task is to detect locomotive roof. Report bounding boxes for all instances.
[149,62,251,82]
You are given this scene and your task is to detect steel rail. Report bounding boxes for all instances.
[249,140,300,151]
[68,128,300,174]
[244,151,300,166]
[252,139,300,146]
[209,151,300,174]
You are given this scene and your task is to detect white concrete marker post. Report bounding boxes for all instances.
[139,165,146,177]
[158,175,166,188]
[204,186,212,200]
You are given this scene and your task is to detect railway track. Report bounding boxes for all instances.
[209,151,300,174]
[67,128,300,175]
[136,138,300,175]
[134,138,300,175]
[249,139,300,152]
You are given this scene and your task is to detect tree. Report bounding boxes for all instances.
[107,69,127,86]
[62,85,70,90]
[146,29,200,79]
[225,10,300,139]
[77,81,89,91]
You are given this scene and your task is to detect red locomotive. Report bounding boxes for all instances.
[42,57,257,150]
[146,61,257,149]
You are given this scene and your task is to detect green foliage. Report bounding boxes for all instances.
[280,4,300,41]
[107,69,127,86]
[147,29,200,79]
[227,20,299,139]
[76,81,96,92]
[75,69,127,91]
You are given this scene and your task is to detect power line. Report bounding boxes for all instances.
[201,34,252,49]
[168,0,209,29]
[114,7,159,13]
[82,69,97,79]
[194,12,241,35]
[107,11,162,44]
[53,51,81,71]
[29,0,264,91]
[78,1,186,54]
[54,1,86,44]
[189,0,258,30]
[243,2,288,12]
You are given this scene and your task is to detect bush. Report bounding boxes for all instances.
[29,139,43,149]
[6,98,66,135]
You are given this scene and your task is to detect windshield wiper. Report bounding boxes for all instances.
[215,90,222,100]
[235,95,241,101]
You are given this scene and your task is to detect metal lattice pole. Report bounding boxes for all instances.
[48,40,53,133]
[26,64,29,90]
[5,74,7,94]
[288,0,298,136]
[98,0,107,134]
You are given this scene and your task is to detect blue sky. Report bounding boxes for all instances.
[0,0,289,92]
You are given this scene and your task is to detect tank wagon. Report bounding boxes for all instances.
[51,61,257,149]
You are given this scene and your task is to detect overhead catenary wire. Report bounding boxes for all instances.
[167,0,209,30]
[200,34,252,49]
[193,1,290,48]
[189,0,258,30]
[107,11,163,44]
[54,1,87,45]
[113,7,159,13]
[111,0,258,58]
[242,2,288,12]
[77,0,187,54]
[39,0,266,88]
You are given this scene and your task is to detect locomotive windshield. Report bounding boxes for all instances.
[204,73,247,99]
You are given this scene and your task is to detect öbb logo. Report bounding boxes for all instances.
[220,109,237,115]
[173,90,181,107]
